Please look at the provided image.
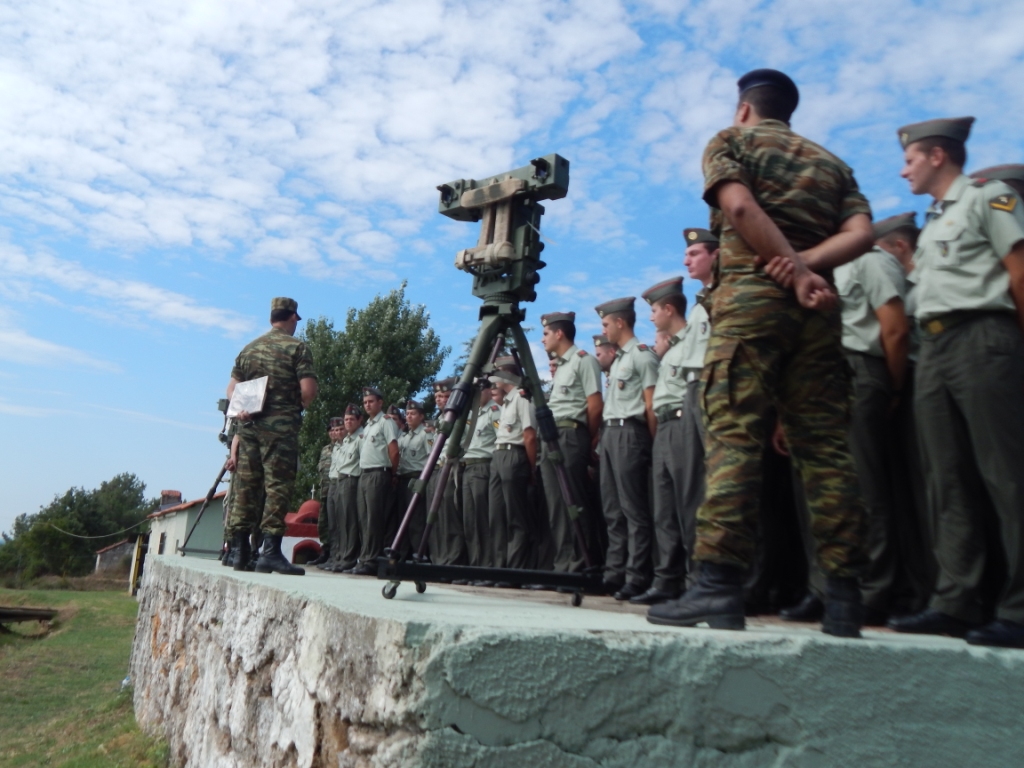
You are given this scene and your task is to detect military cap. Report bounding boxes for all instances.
[737,68,799,110]
[387,404,403,417]
[593,334,613,347]
[540,311,576,327]
[494,355,517,368]
[271,296,301,320]
[897,117,975,149]
[873,212,919,240]
[683,227,719,247]
[594,297,635,318]
[362,386,383,399]
[432,377,456,393]
[971,165,1024,197]
[329,416,344,428]
[344,403,361,417]
[405,399,425,413]
[489,370,522,387]
[642,277,685,305]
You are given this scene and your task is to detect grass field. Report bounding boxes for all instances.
[0,586,168,768]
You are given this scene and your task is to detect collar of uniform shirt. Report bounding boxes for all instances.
[618,336,639,355]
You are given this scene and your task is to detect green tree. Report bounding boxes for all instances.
[293,283,449,506]
[0,473,156,578]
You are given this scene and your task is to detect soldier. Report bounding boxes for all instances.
[648,69,873,636]
[593,334,617,375]
[539,311,604,573]
[639,278,689,605]
[351,387,400,575]
[426,378,467,567]
[396,400,433,557]
[327,404,364,572]
[887,119,1024,647]
[461,383,501,569]
[226,297,318,576]
[595,296,659,600]
[311,419,344,568]
[488,369,539,573]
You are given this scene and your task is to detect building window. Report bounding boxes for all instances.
[158,532,166,555]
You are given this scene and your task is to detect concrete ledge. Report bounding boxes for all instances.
[130,557,1024,767]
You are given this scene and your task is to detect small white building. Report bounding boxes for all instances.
[147,491,226,561]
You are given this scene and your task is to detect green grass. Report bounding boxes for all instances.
[0,587,169,767]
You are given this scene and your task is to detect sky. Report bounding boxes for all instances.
[2,0,1023,534]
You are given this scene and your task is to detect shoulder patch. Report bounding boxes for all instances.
[577,349,588,357]
[637,344,649,351]
[990,194,1018,213]
[971,177,992,188]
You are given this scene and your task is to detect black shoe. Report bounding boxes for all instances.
[779,594,824,622]
[888,609,978,638]
[646,563,745,630]
[524,583,552,591]
[220,544,232,566]
[494,581,518,589]
[862,606,889,627]
[452,579,469,585]
[351,563,376,576]
[308,546,331,567]
[601,579,624,596]
[629,587,679,606]
[254,535,304,575]
[472,580,495,587]
[614,583,646,601]
[231,533,251,572]
[965,619,1024,648]
[822,577,862,638]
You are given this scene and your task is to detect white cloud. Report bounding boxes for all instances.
[0,307,119,372]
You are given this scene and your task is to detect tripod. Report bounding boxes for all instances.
[376,154,602,604]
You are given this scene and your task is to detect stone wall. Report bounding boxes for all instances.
[131,557,1024,768]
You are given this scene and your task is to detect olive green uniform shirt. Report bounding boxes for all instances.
[548,344,602,423]
[318,443,334,491]
[398,424,434,475]
[679,299,712,372]
[835,247,907,358]
[359,413,400,470]
[915,175,1024,321]
[334,429,363,477]
[904,273,920,362]
[604,336,659,420]
[326,441,343,480]
[652,328,690,413]
[494,388,537,447]
[464,402,501,459]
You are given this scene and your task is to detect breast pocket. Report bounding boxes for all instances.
[557,368,578,395]
[931,221,966,269]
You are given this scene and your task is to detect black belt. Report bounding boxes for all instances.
[920,310,1013,336]
[495,443,526,451]
[604,418,644,427]
[362,466,392,474]
[398,472,420,479]
[555,419,584,429]
[339,473,357,479]
[656,408,685,424]
[461,457,491,466]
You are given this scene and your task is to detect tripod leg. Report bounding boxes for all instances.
[180,459,229,555]
[507,322,594,569]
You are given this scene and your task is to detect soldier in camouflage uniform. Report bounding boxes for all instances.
[648,69,872,636]
[227,297,318,576]
[309,419,343,567]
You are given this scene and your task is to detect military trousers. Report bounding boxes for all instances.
[697,303,866,577]
[396,473,426,558]
[599,420,653,588]
[916,313,1024,623]
[329,474,361,569]
[489,445,533,569]
[461,460,492,567]
[318,487,330,544]
[427,463,465,565]
[540,425,594,572]
[356,468,396,565]
[230,417,300,537]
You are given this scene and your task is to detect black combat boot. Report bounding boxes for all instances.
[821,576,863,638]
[309,544,331,567]
[231,532,252,572]
[255,534,305,576]
[646,562,745,630]
[220,541,232,566]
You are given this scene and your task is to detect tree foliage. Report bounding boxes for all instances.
[0,473,156,578]
[293,282,449,505]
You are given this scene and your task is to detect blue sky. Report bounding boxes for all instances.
[2,0,1023,534]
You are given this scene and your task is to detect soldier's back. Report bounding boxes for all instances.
[232,328,313,418]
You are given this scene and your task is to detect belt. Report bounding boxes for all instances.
[604,418,643,428]
[656,408,685,424]
[920,310,1013,336]
[555,419,584,429]
[685,370,700,383]
[461,457,491,466]
[398,472,420,479]
[495,443,526,451]
[339,473,356,479]
[361,466,392,474]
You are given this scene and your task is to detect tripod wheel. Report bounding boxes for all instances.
[382,583,399,600]
[415,581,427,594]
[571,592,583,607]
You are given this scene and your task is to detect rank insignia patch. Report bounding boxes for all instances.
[617,380,625,390]
[990,195,1018,212]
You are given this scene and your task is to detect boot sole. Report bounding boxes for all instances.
[255,563,305,575]
[647,613,745,630]
[822,622,862,639]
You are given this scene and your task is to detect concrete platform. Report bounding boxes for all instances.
[130,557,1024,768]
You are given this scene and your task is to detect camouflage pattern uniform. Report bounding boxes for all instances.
[228,327,317,536]
[317,441,333,544]
[697,119,869,577]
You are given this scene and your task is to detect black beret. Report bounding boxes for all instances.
[737,68,799,110]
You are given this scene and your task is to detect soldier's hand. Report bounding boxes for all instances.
[793,270,837,311]
[761,255,796,288]
[237,410,252,422]
[226,457,237,472]
[771,419,789,457]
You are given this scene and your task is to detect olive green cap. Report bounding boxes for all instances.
[271,297,301,320]
[594,297,635,318]
[344,403,361,417]
[329,417,344,428]
[897,117,974,149]
[362,386,383,399]
[683,228,719,247]
[971,164,1024,197]
[592,334,613,347]
[642,277,684,305]
[494,355,517,369]
[432,377,456,393]
[873,211,918,240]
[405,399,425,413]
[540,311,575,326]
[489,370,521,387]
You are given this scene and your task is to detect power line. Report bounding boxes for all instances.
[48,518,150,540]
